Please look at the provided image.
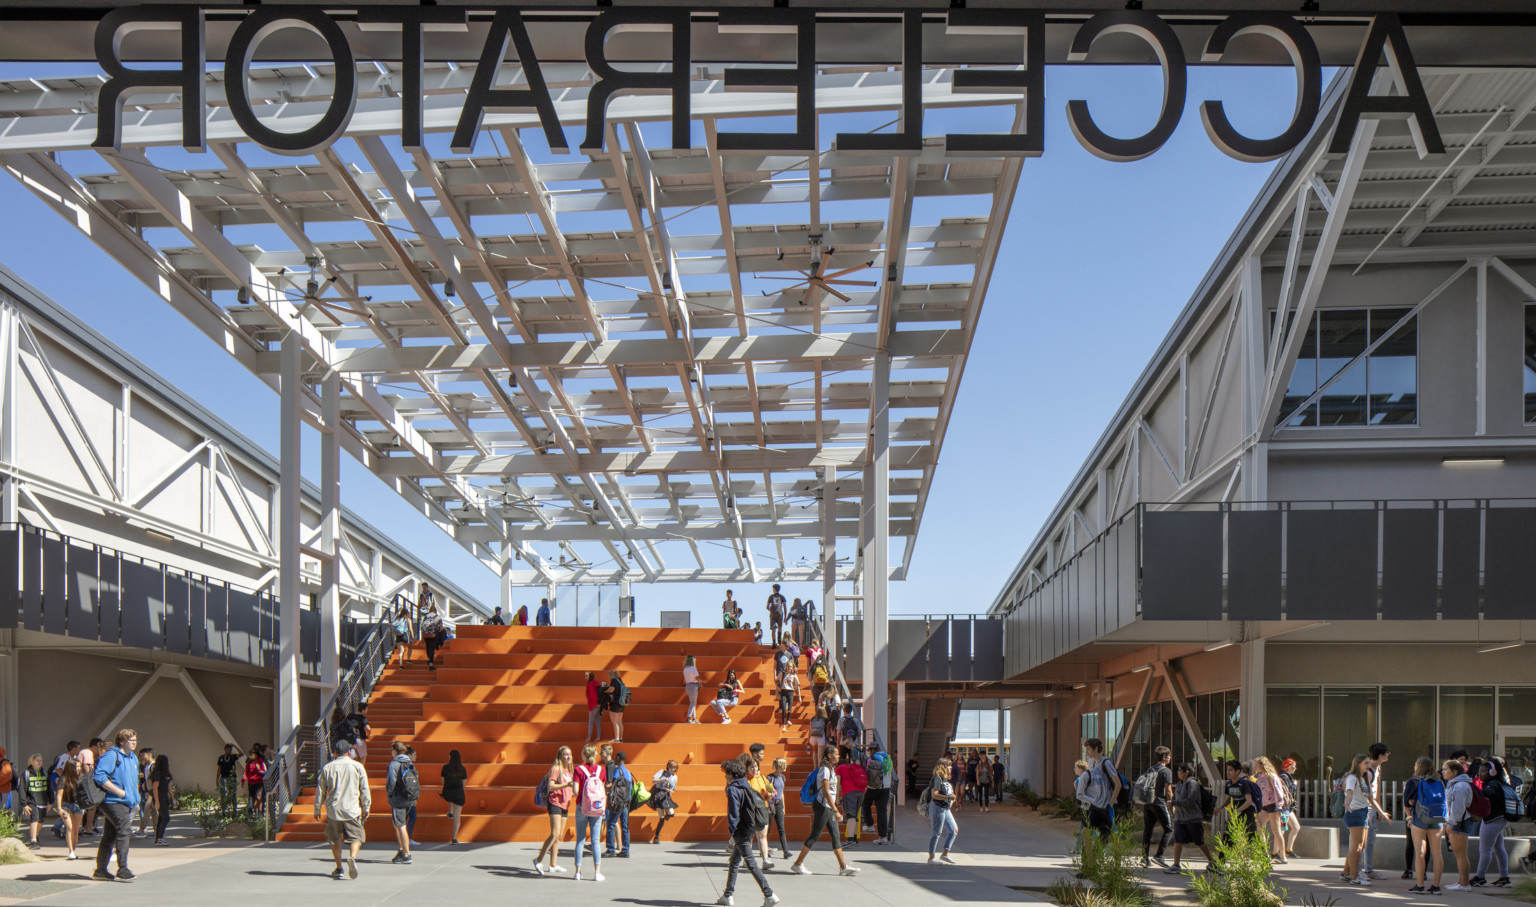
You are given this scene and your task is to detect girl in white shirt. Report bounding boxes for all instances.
[649,760,679,844]
[682,656,701,724]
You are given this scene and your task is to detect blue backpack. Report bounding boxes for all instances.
[799,768,820,805]
[1414,778,1447,826]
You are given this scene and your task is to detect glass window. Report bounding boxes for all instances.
[1498,688,1536,726]
[1275,308,1418,427]
[1439,686,1495,761]
[1525,306,1536,424]
[1380,687,1437,786]
[1267,687,1322,782]
[1322,686,1378,781]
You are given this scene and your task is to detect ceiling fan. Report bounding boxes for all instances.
[759,234,877,304]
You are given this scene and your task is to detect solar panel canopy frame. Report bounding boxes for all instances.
[0,56,1025,586]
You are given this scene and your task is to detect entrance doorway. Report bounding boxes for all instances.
[1495,726,1536,786]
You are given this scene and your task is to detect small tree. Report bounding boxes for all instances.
[1066,815,1151,906]
[1187,805,1286,907]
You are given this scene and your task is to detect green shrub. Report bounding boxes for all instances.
[0,809,22,840]
[1187,805,1287,907]
[1041,796,1083,820]
[1055,817,1152,907]
[246,813,269,840]
[1511,875,1536,903]
[177,785,221,814]
[1002,778,1042,807]
[1293,895,1339,907]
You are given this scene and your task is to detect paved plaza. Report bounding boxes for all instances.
[3,805,1532,906]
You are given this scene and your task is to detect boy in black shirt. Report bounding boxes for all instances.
[216,744,240,814]
[1141,746,1174,867]
[1224,759,1260,837]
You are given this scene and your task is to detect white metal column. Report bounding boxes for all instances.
[821,465,836,652]
[500,525,514,617]
[276,331,302,745]
[896,680,907,805]
[319,372,341,691]
[0,302,17,525]
[1239,630,1266,759]
[861,352,890,746]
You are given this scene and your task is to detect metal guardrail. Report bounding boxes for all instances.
[263,618,394,838]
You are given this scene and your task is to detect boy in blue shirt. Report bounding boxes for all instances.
[91,729,141,882]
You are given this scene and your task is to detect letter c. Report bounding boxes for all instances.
[1066,11,1187,163]
[1200,13,1321,163]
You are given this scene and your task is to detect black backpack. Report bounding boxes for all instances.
[392,762,420,801]
[744,787,770,832]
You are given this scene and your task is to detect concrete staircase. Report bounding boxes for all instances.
[277,625,821,843]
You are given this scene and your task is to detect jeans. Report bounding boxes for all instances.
[726,832,773,897]
[928,804,958,855]
[1476,817,1508,879]
[217,777,238,814]
[713,696,737,719]
[605,805,630,854]
[865,788,890,839]
[95,801,132,874]
[1143,801,1172,857]
[1363,808,1379,872]
[154,801,171,842]
[978,784,990,808]
[768,798,788,852]
[1085,805,1113,840]
[574,812,602,871]
[686,683,699,720]
[587,708,601,739]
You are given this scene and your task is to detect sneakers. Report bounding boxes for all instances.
[603,850,617,858]
[92,870,115,882]
[1495,877,1513,887]
[1164,865,1183,875]
[780,850,792,860]
[1366,870,1385,880]
[1445,883,1471,891]
[533,859,545,877]
[1471,876,1487,887]
[347,853,357,879]
[1152,856,1169,868]
[844,840,859,849]
[763,895,780,907]
[1351,875,1371,887]
[1429,886,1442,895]
[939,855,957,865]
[551,864,568,874]
[1409,885,1425,893]
[593,873,606,882]
[398,854,413,865]
[1401,870,1415,880]
[117,869,136,882]
[155,840,167,847]
[392,852,408,864]
[762,860,775,870]
[1285,850,1298,859]
[331,868,346,881]
[839,866,860,876]
[25,840,39,850]
[717,897,734,906]
[790,863,810,875]
[862,825,877,834]
[722,718,732,725]
[66,852,78,861]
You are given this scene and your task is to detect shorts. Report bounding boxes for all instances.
[60,803,83,815]
[1343,807,1370,829]
[809,736,825,747]
[1410,819,1444,831]
[325,817,366,845]
[842,791,864,816]
[442,789,465,807]
[1450,817,1479,836]
[547,803,569,817]
[1173,821,1204,845]
[392,805,414,826]
[609,704,626,714]
[1261,803,1278,813]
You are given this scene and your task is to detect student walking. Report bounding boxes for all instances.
[149,755,173,845]
[1405,756,1447,894]
[712,670,743,725]
[717,758,779,907]
[391,602,414,667]
[1473,756,1517,887]
[585,672,603,742]
[1253,756,1286,863]
[743,753,775,868]
[776,668,798,731]
[420,602,446,670]
[648,760,680,843]
[441,749,467,845]
[1340,754,1378,886]
[862,743,893,845]
[53,758,84,859]
[766,758,791,858]
[605,671,629,742]
[808,702,829,767]
[1164,763,1215,874]
[21,753,48,849]
[1277,758,1300,858]
[835,747,868,848]
[990,755,1006,809]
[1081,738,1119,840]
[244,745,268,816]
[535,746,575,875]
[683,656,701,723]
[924,756,960,864]
[536,598,553,626]
[766,585,786,647]
[572,744,607,881]
[604,751,633,858]
[91,729,140,883]
[386,742,420,864]
[789,748,860,877]
[1139,746,1174,868]
[316,739,370,880]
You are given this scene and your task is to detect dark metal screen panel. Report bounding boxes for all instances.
[163,573,190,655]
[259,594,278,669]
[188,578,207,657]
[119,559,161,650]
[0,529,18,629]
[1229,511,1282,620]
[20,529,40,631]
[924,619,950,682]
[1141,511,1223,620]
[1287,510,1378,620]
[1441,508,1481,618]
[300,606,320,676]
[972,618,1004,680]
[40,535,66,636]
[97,551,120,644]
[227,588,257,666]
[1382,509,1438,619]
[65,542,97,640]
[1116,518,1137,626]
[841,618,864,683]
[204,584,228,660]
[1076,553,1096,645]
[890,619,928,681]
[951,617,973,681]
[1484,508,1536,620]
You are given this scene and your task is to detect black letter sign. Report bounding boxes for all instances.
[1066,11,1187,162]
[1329,14,1443,158]
[945,9,1046,156]
[838,11,922,153]
[357,7,468,153]
[93,6,206,152]
[1200,13,1321,162]
[715,10,816,153]
[225,7,357,156]
[582,10,691,153]
[453,9,567,155]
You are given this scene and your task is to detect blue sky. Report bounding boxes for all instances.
[0,62,1305,628]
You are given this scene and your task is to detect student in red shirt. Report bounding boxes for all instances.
[835,747,869,847]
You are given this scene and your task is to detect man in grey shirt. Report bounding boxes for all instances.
[1082,737,1120,840]
[1165,763,1214,874]
[316,739,371,880]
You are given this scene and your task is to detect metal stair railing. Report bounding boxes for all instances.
[262,618,394,839]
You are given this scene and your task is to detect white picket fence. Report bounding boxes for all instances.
[1292,779,1404,819]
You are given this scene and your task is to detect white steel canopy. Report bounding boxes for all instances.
[0,58,1023,587]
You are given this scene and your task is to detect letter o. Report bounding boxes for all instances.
[1065,11,1187,163]
[1200,13,1321,163]
[225,8,356,156]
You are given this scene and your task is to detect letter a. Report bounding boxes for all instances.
[1329,14,1443,158]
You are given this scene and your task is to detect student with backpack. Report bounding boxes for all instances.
[837,704,863,751]
[789,599,808,648]
[1081,738,1120,840]
[1252,757,1287,864]
[385,742,420,864]
[1163,763,1215,874]
[20,753,48,850]
[420,601,447,671]
[390,602,415,668]
[809,659,830,705]
[776,669,798,731]
[243,744,268,816]
[603,751,634,858]
[1472,756,1516,888]
[571,743,607,881]
[534,746,575,875]
[605,671,630,743]
[585,672,603,743]
[712,670,743,725]
[1277,758,1301,858]
[835,746,868,848]
[1404,756,1447,894]
[1135,746,1174,868]
[1339,754,1377,886]
[862,743,893,845]
[717,757,778,907]
[1444,759,1478,891]
[90,728,141,883]
[807,702,829,767]
[648,760,680,844]
[788,747,859,877]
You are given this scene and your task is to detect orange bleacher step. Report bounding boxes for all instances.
[277,812,817,843]
[369,686,789,706]
[448,639,770,657]
[404,721,800,744]
[413,702,813,724]
[435,653,771,672]
[454,627,758,643]
[421,668,777,687]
